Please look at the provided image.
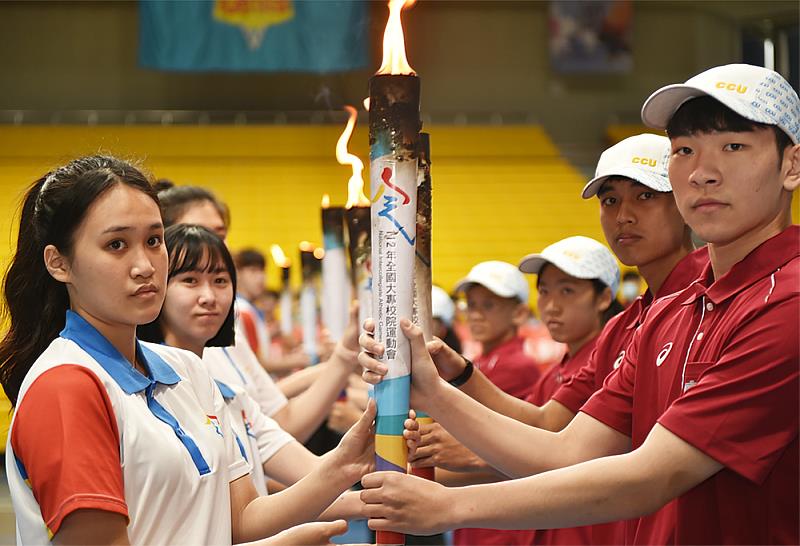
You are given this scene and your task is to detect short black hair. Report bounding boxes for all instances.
[157,185,230,229]
[235,248,266,270]
[666,96,792,163]
[138,224,237,348]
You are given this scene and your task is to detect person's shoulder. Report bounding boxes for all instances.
[140,341,206,381]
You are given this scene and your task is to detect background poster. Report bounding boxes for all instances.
[140,0,369,73]
[549,0,633,74]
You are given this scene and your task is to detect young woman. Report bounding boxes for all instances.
[0,156,374,545]
[157,183,359,444]
[139,224,363,512]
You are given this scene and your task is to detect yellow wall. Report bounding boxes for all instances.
[0,125,602,296]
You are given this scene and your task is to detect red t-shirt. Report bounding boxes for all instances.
[11,365,128,537]
[582,226,799,545]
[455,336,542,546]
[519,337,603,546]
[552,247,709,414]
[475,336,542,401]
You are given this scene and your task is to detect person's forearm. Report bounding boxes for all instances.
[263,441,321,486]
[451,451,663,532]
[237,461,353,542]
[318,490,364,521]
[276,365,325,398]
[425,380,590,478]
[436,467,507,487]
[460,369,546,428]
[262,355,307,374]
[277,347,354,442]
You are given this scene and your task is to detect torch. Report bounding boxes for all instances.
[270,244,293,338]
[370,2,420,544]
[299,241,321,363]
[410,132,435,483]
[320,195,351,342]
[339,105,373,331]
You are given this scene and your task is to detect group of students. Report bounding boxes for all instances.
[358,62,799,545]
[0,61,795,545]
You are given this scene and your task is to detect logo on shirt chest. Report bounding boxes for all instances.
[656,342,673,367]
[205,415,223,437]
[613,350,625,370]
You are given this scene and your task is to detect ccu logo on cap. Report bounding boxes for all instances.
[631,157,657,167]
[715,81,748,94]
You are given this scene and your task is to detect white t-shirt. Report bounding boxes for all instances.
[214,380,293,496]
[6,311,249,545]
[203,340,288,417]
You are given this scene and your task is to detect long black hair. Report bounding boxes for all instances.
[138,224,237,348]
[0,156,157,405]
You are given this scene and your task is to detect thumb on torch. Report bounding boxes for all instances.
[399,318,439,391]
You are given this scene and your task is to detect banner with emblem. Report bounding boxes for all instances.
[139,0,369,73]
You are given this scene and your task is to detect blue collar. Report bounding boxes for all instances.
[214,380,236,401]
[60,310,180,394]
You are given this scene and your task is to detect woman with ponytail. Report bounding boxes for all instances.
[0,156,374,545]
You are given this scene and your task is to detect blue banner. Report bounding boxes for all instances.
[139,0,369,73]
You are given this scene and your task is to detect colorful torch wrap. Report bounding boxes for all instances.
[321,207,351,342]
[369,74,420,546]
[411,132,435,482]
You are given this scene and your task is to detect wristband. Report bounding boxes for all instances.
[448,356,474,388]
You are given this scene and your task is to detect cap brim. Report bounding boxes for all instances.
[518,254,546,274]
[641,84,709,130]
[582,166,672,199]
[454,278,518,299]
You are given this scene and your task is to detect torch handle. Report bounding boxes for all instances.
[377,530,406,546]
[410,413,435,480]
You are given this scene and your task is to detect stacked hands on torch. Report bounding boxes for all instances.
[357,317,474,535]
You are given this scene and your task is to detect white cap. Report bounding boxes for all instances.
[431,286,455,326]
[455,261,529,304]
[519,236,620,297]
[581,134,672,198]
[641,64,800,144]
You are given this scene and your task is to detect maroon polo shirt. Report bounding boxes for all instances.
[475,335,542,401]
[520,336,601,546]
[455,335,542,546]
[582,225,799,545]
[552,247,710,414]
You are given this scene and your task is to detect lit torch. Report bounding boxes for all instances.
[320,194,351,342]
[410,132,435,483]
[270,244,293,338]
[339,105,373,331]
[370,2,420,544]
[299,241,321,363]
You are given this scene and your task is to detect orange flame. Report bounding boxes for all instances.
[313,247,325,260]
[336,106,369,208]
[377,0,416,76]
[363,97,370,111]
[299,241,315,252]
[321,194,330,208]
[270,244,290,268]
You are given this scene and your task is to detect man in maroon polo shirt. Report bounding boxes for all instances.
[408,133,709,546]
[357,64,799,545]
